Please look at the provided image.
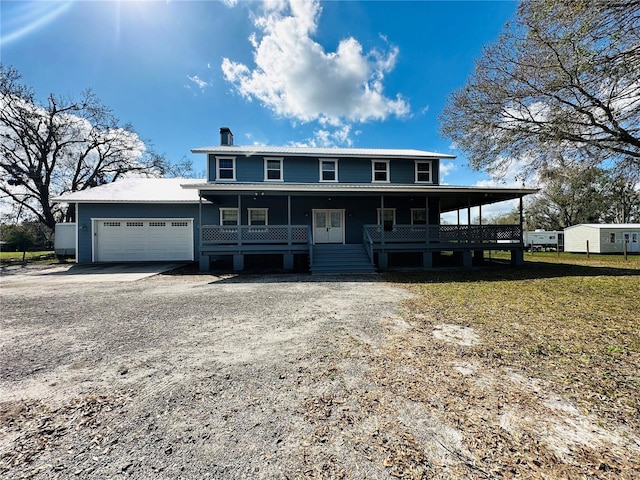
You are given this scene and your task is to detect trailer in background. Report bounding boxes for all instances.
[523,230,563,252]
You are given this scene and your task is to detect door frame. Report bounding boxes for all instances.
[312,209,346,245]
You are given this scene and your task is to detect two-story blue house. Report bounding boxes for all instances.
[54,127,536,273]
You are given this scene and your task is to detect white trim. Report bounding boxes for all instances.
[248,208,269,225]
[219,208,239,225]
[264,157,283,182]
[376,208,396,225]
[410,208,427,225]
[216,156,236,181]
[371,160,390,183]
[319,158,339,182]
[414,160,433,184]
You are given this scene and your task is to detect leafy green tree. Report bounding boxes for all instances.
[440,0,640,178]
[0,65,189,229]
[525,165,612,230]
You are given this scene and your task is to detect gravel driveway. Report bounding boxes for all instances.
[2,266,638,479]
[1,268,423,479]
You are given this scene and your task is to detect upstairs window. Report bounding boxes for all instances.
[265,158,283,181]
[220,208,238,225]
[216,157,236,181]
[320,159,338,182]
[372,160,390,182]
[415,161,432,183]
[248,208,268,226]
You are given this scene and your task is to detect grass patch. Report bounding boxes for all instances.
[395,253,640,430]
[0,250,68,266]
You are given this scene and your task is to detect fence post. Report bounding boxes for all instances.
[586,240,590,258]
[624,238,628,260]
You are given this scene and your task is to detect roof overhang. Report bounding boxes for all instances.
[191,146,456,160]
[183,182,538,212]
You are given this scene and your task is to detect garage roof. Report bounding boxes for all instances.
[52,178,204,203]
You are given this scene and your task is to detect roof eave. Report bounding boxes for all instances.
[190,147,456,160]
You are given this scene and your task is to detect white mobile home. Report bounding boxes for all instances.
[564,224,640,253]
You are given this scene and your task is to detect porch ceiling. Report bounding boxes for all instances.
[185,182,537,211]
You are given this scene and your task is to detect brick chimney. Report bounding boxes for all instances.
[220,127,233,146]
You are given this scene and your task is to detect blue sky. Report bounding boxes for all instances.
[1,0,520,202]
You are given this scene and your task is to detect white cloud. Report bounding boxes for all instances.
[221,0,409,130]
[187,75,209,90]
[439,161,456,183]
[221,0,238,7]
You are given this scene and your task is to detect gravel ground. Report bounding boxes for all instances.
[0,268,418,479]
[1,266,638,479]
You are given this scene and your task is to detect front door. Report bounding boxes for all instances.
[624,232,639,252]
[313,210,344,244]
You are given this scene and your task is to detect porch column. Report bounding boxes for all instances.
[198,194,210,271]
[237,194,242,246]
[511,249,524,266]
[378,252,388,270]
[287,195,292,244]
[233,254,244,271]
[467,196,472,243]
[422,252,433,268]
[425,196,429,244]
[519,196,524,243]
[380,195,385,245]
[283,254,294,271]
[461,250,472,268]
[479,204,482,226]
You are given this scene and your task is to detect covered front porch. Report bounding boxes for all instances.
[185,182,535,273]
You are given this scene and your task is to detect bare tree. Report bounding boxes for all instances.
[0,65,176,229]
[440,0,640,178]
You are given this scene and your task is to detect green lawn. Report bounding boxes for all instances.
[395,252,640,431]
[0,250,68,265]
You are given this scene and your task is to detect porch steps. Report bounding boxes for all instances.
[310,244,376,274]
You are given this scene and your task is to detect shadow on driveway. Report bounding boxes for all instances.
[1,262,188,283]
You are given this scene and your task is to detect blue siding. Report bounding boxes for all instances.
[76,203,200,263]
[207,154,441,185]
[200,194,441,244]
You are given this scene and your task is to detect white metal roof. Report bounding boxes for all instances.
[191,145,456,159]
[565,223,640,230]
[52,178,204,203]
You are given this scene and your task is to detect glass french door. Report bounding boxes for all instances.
[313,210,344,243]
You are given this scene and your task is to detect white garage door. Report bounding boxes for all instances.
[94,219,194,262]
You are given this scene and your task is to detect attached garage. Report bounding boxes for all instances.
[52,178,203,264]
[93,218,194,262]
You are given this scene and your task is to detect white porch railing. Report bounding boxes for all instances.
[201,225,309,246]
[363,224,522,244]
